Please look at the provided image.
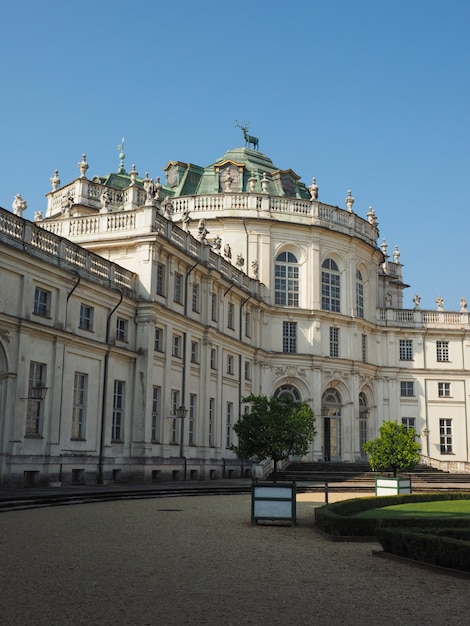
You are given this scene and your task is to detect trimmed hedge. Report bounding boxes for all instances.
[314,492,470,537]
[376,527,470,572]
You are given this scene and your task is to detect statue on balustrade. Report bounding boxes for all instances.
[12,194,27,217]
[100,189,111,213]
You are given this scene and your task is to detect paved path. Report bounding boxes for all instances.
[0,490,468,625]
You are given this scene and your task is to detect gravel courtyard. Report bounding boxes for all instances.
[0,492,468,626]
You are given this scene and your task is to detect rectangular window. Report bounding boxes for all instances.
[192,283,200,313]
[438,382,451,397]
[151,386,161,442]
[321,270,340,312]
[227,354,234,375]
[226,402,233,448]
[244,360,251,381]
[154,327,164,352]
[190,340,199,364]
[112,380,125,441]
[156,263,166,296]
[170,390,180,444]
[211,292,218,322]
[116,317,128,342]
[329,327,339,358]
[440,418,452,454]
[436,341,449,362]
[399,339,413,361]
[79,304,94,331]
[402,417,416,431]
[283,321,297,353]
[356,280,364,318]
[72,372,87,439]
[25,361,46,435]
[209,398,215,447]
[227,303,235,330]
[174,272,183,304]
[400,381,415,397]
[245,312,251,338]
[275,260,299,306]
[361,334,367,363]
[210,348,217,370]
[172,334,182,358]
[189,393,197,446]
[33,287,51,317]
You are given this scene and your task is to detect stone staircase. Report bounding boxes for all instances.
[270,461,470,488]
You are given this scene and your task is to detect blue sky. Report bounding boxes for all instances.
[1,0,469,310]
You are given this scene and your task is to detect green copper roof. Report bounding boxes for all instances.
[95,147,310,200]
[179,147,309,199]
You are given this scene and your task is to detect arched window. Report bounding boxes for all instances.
[274,384,301,401]
[356,269,364,318]
[322,388,342,461]
[275,252,299,306]
[359,392,368,458]
[321,258,340,312]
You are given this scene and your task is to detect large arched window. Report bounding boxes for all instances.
[359,392,368,459]
[322,388,342,461]
[275,252,299,306]
[274,385,306,462]
[356,269,364,318]
[321,258,340,312]
[274,384,301,401]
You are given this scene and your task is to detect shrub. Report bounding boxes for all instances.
[314,492,470,538]
[376,527,470,572]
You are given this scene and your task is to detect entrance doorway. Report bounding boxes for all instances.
[322,389,342,461]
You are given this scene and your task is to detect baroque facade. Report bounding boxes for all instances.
[0,142,469,487]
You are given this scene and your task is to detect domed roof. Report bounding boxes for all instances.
[163,147,310,199]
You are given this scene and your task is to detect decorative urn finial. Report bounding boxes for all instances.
[309,177,318,201]
[78,154,89,178]
[50,169,60,191]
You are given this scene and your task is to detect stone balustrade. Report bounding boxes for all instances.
[45,179,378,246]
[172,193,378,246]
[378,308,469,326]
[0,206,136,295]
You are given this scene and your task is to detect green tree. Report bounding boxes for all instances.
[232,394,316,481]
[362,420,421,477]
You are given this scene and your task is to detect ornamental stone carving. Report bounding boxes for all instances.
[78,154,89,178]
[309,177,318,200]
[50,169,60,191]
[100,189,111,213]
[0,328,10,343]
[161,197,173,218]
[366,207,378,226]
[212,235,222,252]
[12,194,27,216]
[393,245,400,264]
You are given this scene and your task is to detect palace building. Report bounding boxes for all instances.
[0,140,469,487]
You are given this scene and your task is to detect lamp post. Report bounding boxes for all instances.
[177,405,188,479]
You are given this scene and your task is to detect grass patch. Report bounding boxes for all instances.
[356,500,470,519]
